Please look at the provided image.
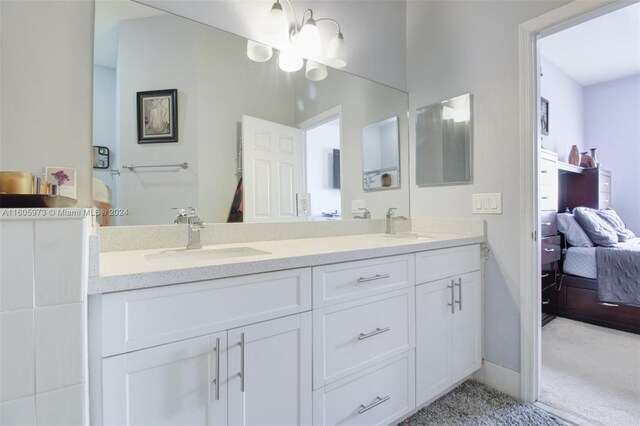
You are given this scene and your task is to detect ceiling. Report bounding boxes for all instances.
[94,0,166,69]
[539,2,640,86]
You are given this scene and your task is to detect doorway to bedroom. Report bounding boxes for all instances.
[535,3,640,424]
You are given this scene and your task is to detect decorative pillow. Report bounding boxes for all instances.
[556,213,594,247]
[573,207,618,247]
[595,208,636,242]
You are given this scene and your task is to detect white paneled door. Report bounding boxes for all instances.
[242,115,305,222]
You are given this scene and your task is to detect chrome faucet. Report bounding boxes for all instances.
[181,207,205,250]
[172,208,189,224]
[385,208,408,234]
[353,208,371,219]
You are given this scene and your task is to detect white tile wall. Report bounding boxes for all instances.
[0,221,35,311]
[0,215,89,426]
[1,310,35,401]
[34,220,85,307]
[0,395,36,426]
[35,384,86,426]
[35,304,86,393]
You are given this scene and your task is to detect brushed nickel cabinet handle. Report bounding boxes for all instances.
[212,337,221,401]
[358,395,391,414]
[540,170,548,174]
[455,277,462,311]
[358,327,391,340]
[542,299,550,305]
[541,222,552,226]
[447,280,455,314]
[541,196,549,200]
[237,333,245,393]
[357,274,390,283]
[544,248,555,252]
[541,273,549,278]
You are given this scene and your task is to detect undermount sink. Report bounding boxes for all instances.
[145,246,271,262]
[382,232,438,240]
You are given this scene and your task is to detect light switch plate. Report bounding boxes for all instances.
[472,193,502,214]
[296,193,311,216]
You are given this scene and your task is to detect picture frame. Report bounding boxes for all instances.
[540,97,549,136]
[45,166,77,199]
[136,89,178,143]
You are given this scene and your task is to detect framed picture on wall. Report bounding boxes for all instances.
[137,89,178,143]
[540,97,549,135]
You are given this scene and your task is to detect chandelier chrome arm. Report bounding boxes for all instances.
[316,18,342,34]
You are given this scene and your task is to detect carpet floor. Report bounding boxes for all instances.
[540,317,640,426]
[400,380,564,425]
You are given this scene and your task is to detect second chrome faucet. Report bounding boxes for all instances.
[174,207,206,250]
[385,207,408,234]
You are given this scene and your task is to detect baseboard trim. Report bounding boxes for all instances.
[473,360,521,399]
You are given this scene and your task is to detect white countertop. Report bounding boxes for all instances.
[88,232,484,294]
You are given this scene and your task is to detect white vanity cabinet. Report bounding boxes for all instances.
[96,268,312,426]
[415,246,482,406]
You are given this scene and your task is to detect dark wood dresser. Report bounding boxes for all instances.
[540,150,561,326]
[558,164,611,210]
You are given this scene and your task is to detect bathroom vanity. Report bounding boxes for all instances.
[88,225,484,426]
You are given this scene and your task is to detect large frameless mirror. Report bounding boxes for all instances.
[92,0,410,226]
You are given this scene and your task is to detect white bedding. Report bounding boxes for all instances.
[563,247,597,279]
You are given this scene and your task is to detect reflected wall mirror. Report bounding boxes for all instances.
[416,93,473,186]
[362,116,400,191]
[92,0,409,226]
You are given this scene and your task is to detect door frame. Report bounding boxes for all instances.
[518,0,630,403]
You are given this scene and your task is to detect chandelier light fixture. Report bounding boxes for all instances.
[246,0,348,81]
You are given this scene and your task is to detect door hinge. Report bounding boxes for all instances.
[532,230,537,242]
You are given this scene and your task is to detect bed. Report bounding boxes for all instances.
[558,235,640,335]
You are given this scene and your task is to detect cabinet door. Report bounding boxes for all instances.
[415,279,451,406]
[451,271,482,383]
[228,313,312,426]
[102,332,227,426]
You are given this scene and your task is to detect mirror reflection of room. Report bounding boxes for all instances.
[362,116,400,191]
[92,0,409,226]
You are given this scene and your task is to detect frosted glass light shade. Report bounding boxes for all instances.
[305,60,328,81]
[295,19,322,60]
[325,32,347,68]
[247,40,273,62]
[279,44,303,72]
[263,2,289,49]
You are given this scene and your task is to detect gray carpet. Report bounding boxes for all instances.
[400,381,565,426]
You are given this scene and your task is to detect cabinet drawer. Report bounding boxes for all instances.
[542,285,558,317]
[312,254,413,308]
[541,236,561,264]
[539,160,557,186]
[313,289,414,388]
[540,211,557,237]
[599,193,611,209]
[539,184,557,210]
[541,263,556,289]
[313,351,415,426]
[415,245,480,284]
[101,268,311,357]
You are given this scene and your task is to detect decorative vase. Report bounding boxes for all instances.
[590,148,599,167]
[568,145,580,166]
[580,152,596,168]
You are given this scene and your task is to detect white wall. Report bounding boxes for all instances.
[137,0,408,91]
[294,69,410,219]
[585,74,640,234]
[116,14,293,225]
[92,65,117,208]
[305,120,341,217]
[539,56,585,162]
[0,0,94,206]
[407,0,569,374]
